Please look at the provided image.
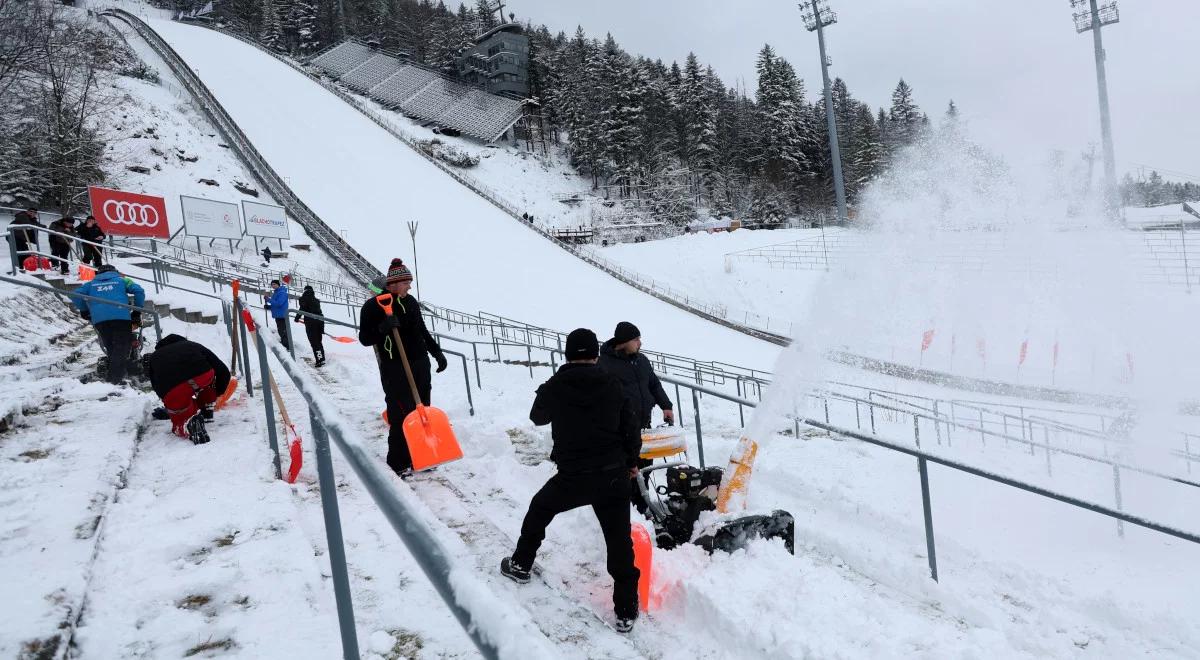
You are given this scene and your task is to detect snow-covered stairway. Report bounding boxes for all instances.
[0,288,153,658]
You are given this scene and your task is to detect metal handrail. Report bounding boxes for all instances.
[259,332,554,659]
[652,371,1200,583]
[0,274,163,341]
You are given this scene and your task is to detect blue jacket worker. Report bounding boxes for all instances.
[265,279,290,349]
[73,264,146,384]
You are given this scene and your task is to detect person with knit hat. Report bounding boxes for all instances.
[599,321,674,428]
[500,327,643,632]
[358,258,448,477]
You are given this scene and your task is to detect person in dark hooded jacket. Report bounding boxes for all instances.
[500,328,643,632]
[295,285,326,366]
[146,334,230,445]
[76,215,106,268]
[598,321,674,428]
[47,217,76,274]
[9,208,43,266]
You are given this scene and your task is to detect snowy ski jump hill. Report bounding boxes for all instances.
[137,18,780,371]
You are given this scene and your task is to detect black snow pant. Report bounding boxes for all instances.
[95,319,133,383]
[50,242,71,273]
[513,467,640,618]
[81,244,103,269]
[382,363,431,473]
[13,239,31,268]
[274,316,290,349]
[305,321,325,364]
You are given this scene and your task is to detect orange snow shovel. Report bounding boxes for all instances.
[326,333,357,344]
[241,307,303,483]
[375,293,462,470]
[216,279,241,410]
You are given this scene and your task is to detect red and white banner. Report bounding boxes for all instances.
[88,186,170,239]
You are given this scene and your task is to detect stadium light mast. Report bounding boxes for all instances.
[800,0,848,226]
[1070,0,1121,220]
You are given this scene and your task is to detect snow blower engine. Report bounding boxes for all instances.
[637,462,795,555]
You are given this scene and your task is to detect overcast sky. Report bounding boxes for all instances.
[509,0,1199,182]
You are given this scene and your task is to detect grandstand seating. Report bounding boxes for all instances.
[309,41,373,78]
[341,53,403,93]
[308,40,524,143]
[371,66,439,108]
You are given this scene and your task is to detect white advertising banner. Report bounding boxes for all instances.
[242,200,290,239]
[180,195,243,240]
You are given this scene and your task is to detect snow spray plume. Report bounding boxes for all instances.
[748,123,1200,465]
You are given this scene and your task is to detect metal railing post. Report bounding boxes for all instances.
[918,456,939,582]
[1113,465,1125,539]
[9,231,20,275]
[253,330,283,480]
[235,298,255,396]
[674,383,685,426]
[308,407,362,660]
[691,387,705,468]
[285,312,296,359]
[470,343,481,387]
[1044,427,1053,477]
[913,415,921,448]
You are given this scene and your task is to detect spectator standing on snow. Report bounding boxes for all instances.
[599,321,674,428]
[500,328,642,633]
[264,279,290,349]
[9,207,43,267]
[358,258,447,478]
[72,264,145,384]
[145,334,230,445]
[295,285,326,367]
[260,246,272,267]
[47,216,76,275]
[77,215,106,268]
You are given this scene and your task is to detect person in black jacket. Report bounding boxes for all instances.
[76,215,106,268]
[500,328,643,633]
[145,334,231,445]
[358,258,448,476]
[295,285,326,366]
[9,207,43,267]
[47,216,76,274]
[598,321,674,428]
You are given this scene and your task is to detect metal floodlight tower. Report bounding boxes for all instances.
[1070,0,1121,220]
[800,0,848,225]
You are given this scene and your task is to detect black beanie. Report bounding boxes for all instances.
[565,328,599,361]
[613,321,640,345]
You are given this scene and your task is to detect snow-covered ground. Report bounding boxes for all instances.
[5,6,1200,659]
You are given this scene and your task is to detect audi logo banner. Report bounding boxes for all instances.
[88,186,171,239]
[180,195,244,240]
[242,200,290,239]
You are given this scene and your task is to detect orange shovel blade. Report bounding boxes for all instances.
[402,404,462,471]
[330,335,356,343]
[215,378,239,410]
[632,524,653,611]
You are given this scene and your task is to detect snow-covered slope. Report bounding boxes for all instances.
[140,18,780,371]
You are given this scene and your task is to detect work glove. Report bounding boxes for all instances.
[378,314,401,336]
[435,353,448,373]
[295,315,303,323]
[80,309,91,321]
[131,311,142,327]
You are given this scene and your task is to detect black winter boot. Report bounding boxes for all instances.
[500,557,531,584]
[186,414,210,445]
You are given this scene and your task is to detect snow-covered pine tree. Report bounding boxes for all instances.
[887,78,922,150]
[258,0,284,51]
[598,35,641,196]
[847,103,884,201]
[753,44,809,186]
[474,0,496,32]
[679,54,718,201]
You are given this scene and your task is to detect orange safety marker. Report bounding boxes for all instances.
[632,524,653,612]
